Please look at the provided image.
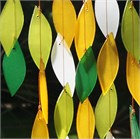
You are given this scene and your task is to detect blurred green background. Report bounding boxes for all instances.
[1,0,139,138]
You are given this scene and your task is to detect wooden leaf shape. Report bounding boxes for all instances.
[76,98,95,139]
[97,33,119,95]
[2,41,26,96]
[54,83,74,139]
[95,84,118,139]
[75,0,96,60]
[51,33,75,96]
[31,110,49,139]
[0,0,24,56]
[129,106,140,139]
[39,59,48,124]
[95,0,120,38]
[121,0,140,62]
[105,131,115,139]
[29,6,52,69]
[76,47,97,102]
[126,53,140,106]
[52,0,76,48]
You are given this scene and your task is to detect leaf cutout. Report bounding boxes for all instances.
[95,84,118,139]
[76,98,95,139]
[76,47,97,102]
[39,59,48,124]
[95,0,120,38]
[0,0,24,56]
[52,0,76,48]
[129,106,140,139]
[121,0,140,62]
[31,110,49,139]
[74,0,96,60]
[54,83,74,139]
[29,6,52,69]
[51,33,75,96]
[2,41,26,96]
[126,53,140,106]
[97,32,119,95]
[105,131,115,139]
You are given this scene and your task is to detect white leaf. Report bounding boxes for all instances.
[95,0,120,38]
[51,33,75,96]
[105,131,115,139]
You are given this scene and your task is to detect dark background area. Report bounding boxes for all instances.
[1,0,140,138]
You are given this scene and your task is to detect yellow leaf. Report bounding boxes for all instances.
[74,0,96,60]
[95,84,118,139]
[29,6,52,69]
[31,110,49,139]
[39,59,48,124]
[76,98,95,139]
[97,32,119,95]
[52,0,76,48]
[0,0,24,56]
[54,83,74,139]
[126,52,140,106]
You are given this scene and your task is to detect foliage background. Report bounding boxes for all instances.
[1,0,139,138]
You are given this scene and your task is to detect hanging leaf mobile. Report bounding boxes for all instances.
[95,0,120,138]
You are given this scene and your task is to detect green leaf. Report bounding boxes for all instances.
[121,0,140,62]
[2,41,26,96]
[0,0,24,56]
[129,106,140,139]
[76,47,97,102]
[95,83,118,139]
[54,83,74,139]
[28,6,52,69]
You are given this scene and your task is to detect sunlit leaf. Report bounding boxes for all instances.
[76,47,97,102]
[129,106,140,139]
[97,33,119,95]
[105,131,115,139]
[2,41,26,96]
[76,98,95,139]
[126,53,140,106]
[0,0,24,56]
[54,83,74,139]
[121,0,140,62]
[39,58,48,124]
[52,0,76,48]
[75,0,96,60]
[51,34,75,96]
[31,110,49,139]
[95,0,120,38]
[29,6,52,69]
[95,84,118,139]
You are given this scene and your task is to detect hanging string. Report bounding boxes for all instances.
[131,0,135,110]
[83,0,88,52]
[105,0,108,37]
[14,0,17,43]
[82,0,90,138]
[60,0,65,87]
[38,0,41,108]
[38,0,42,60]
[105,0,111,132]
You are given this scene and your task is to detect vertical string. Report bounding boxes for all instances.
[131,0,135,110]
[105,0,111,132]
[105,0,108,37]
[38,0,42,60]
[61,0,65,87]
[14,0,17,43]
[38,0,41,108]
[83,0,88,52]
[82,0,90,137]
